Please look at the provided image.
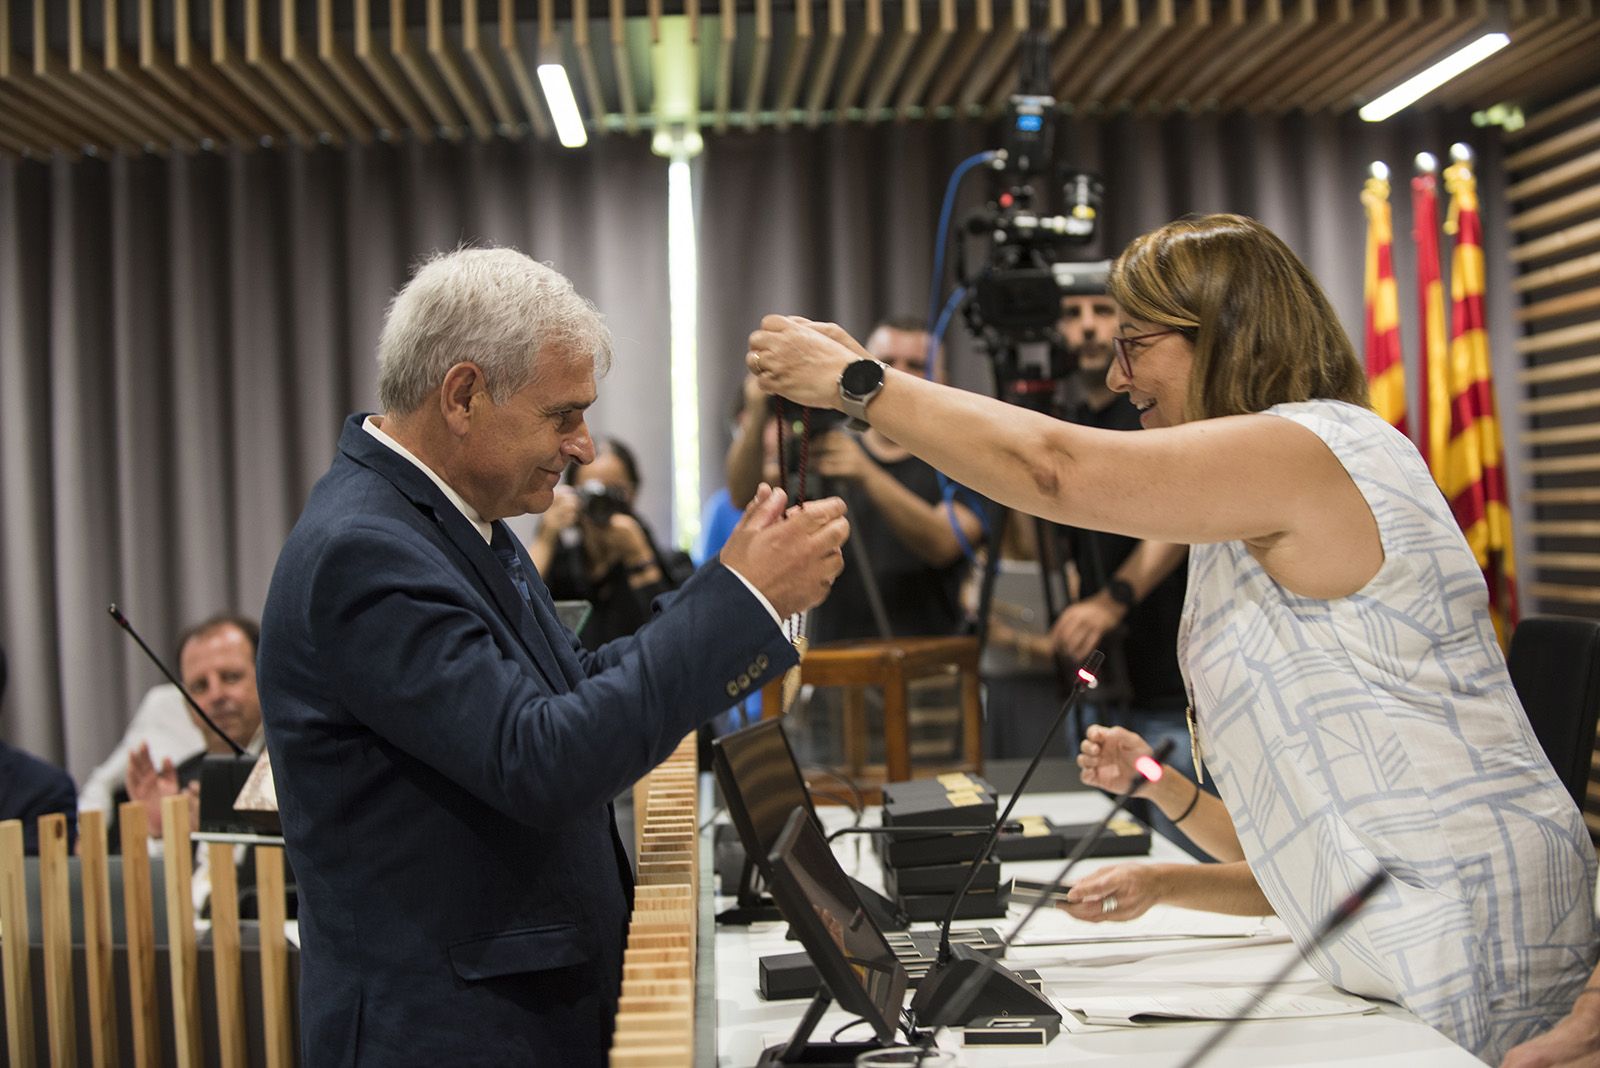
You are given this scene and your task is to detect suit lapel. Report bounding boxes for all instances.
[439,516,575,693]
[519,552,586,689]
[338,417,573,694]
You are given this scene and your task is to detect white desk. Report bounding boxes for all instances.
[713,792,1480,1067]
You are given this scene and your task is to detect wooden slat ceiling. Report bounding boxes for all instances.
[0,0,1595,158]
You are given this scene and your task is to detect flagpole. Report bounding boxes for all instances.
[1412,152,1452,483]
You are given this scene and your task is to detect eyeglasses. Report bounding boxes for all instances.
[1111,330,1180,380]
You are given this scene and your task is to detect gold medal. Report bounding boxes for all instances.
[781,620,808,715]
[1185,703,1204,784]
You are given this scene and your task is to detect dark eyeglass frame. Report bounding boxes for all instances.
[1112,330,1180,379]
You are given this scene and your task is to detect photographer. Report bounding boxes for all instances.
[727,316,985,643]
[529,438,690,649]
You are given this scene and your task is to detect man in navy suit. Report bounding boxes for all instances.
[257,248,848,1067]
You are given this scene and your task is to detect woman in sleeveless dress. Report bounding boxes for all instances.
[745,213,1598,1064]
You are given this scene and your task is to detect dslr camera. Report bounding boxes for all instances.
[576,479,631,524]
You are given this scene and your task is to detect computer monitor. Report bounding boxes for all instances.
[711,717,815,911]
[712,716,911,932]
[763,806,909,1060]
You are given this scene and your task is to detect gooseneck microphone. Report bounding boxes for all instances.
[824,823,1025,844]
[920,735,1175,1034]
[909,650,1104,1026]
[108,603,246,756]
[1175,869,1389,1068]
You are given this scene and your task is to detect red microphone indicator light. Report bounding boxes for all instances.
[1133,755,1164,783]
[1076,667,1098,686]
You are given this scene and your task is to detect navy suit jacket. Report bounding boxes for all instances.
[258,416,794,1066]
[0,742,77,854]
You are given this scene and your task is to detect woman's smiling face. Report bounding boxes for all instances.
[1106,316,1197,429]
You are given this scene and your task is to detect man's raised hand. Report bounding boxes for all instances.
[720,484,849,619]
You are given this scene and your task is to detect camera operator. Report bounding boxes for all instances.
[529,438,691,649]
[727,317,986,643]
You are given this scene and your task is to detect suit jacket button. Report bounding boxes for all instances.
[756,653,769,670]
[737,673,750,689]
[726,681,739,697]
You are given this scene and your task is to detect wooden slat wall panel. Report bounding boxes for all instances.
[1,1,1597,153]
[0,821,36,1068]
[354,0,436,140]
[1508,78,1600,840]
[77,810,120,1068]
[608,736,700,1066]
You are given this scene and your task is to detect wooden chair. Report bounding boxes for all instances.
[762,635,984,803]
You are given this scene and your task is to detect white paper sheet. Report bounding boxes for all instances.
[1007,902,1276,946]
[1062,986,1377,1027]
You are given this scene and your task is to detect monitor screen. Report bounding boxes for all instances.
[711,717,816,881]
[767,807,908,1043]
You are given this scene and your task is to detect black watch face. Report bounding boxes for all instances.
[841,359,885,396]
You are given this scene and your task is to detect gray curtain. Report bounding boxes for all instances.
[695,106,1524,599]
[0,137,670,779]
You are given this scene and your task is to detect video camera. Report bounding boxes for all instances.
[950,3,1107,397]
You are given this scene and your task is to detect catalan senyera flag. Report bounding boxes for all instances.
[1412,167,1451,478]
[1442,153,1519,645]
[1362,169,1407,435]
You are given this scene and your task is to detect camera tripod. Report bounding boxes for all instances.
[969,355,1137,747]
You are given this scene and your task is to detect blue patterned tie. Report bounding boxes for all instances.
[490,524,534,610]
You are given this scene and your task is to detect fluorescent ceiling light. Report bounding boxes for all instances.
[1359,33,1511,122]
[537,64,588,148]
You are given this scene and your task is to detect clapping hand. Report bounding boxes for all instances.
[126,742,198,837]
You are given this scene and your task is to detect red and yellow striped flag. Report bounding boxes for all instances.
[1362,166,1407,434]
[1412,162,1451,477]
[1442,149,1518,643]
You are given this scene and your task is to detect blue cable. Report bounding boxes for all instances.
[925,284,983,563]
[926,150,1000,338]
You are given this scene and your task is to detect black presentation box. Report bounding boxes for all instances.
[993,814,1069,862]
[897,879,1013,922]
[992,813,1154,861]
[1062,814,1152,858]
[874,829,989,869]
[884,859,1001,897]
[881,775,997,831]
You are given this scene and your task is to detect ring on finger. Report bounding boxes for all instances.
[1102,896,1119,914]
[753,352,764,374]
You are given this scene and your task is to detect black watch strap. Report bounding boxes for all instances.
[1106,577,1136,608]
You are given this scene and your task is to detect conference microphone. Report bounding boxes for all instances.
[825,823,1025,844]
[909,650,1104,1027]
[917,735,1175,1035]
[1174,869,1389,1068]
[108,603,245,756]
[109,603,272,834]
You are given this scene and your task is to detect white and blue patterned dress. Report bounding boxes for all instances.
[1180,399,1599,1064]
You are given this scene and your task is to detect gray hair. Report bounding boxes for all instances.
[376,246,613,414]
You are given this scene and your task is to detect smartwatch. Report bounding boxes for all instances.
[839,358,888,430]
[1106,577,1137,609]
